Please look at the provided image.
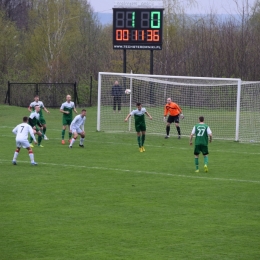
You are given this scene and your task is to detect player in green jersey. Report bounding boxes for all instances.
[28,95,50,140]
[189,116,212,173]
[28,105,45,147]
[60,95,78,144]
[124,102,152,152]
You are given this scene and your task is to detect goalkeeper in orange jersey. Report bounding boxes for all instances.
[164,98,184,139]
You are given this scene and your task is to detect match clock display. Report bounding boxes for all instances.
[113,8,164,50]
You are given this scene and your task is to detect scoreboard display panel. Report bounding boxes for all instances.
[113,8,164,50]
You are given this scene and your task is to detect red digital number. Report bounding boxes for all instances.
[131,30,138,41]
[116,29,129,41]
[147,30,153,41]
[117,29,160,42]
[138,30,144,41]
[153,30,159,41]
[116,29,122,40]
[123,30,129,41]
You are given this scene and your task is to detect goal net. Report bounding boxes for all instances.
[97,72,260,143]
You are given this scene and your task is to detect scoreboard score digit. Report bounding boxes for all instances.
[113,9,164,50]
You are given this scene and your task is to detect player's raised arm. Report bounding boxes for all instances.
[124,113,131,122]
[43,107,50,113]
[145,111,152,120]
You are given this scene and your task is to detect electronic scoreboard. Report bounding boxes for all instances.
[113,8,163,50]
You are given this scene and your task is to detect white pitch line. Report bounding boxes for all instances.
[90,166,260,184]
[1,134,260,155]
[0,159,259,184]
[1,125,260,145]
[0,126,95,132]
[0,159,87,168]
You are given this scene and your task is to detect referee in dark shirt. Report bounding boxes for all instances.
[111,81,123,113]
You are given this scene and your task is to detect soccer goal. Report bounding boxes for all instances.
[97,72,260,143]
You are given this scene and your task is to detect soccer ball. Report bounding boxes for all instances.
[125,89,131,94]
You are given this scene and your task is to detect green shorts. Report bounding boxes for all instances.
[194,145,209,155]
[39,117,46,125]
[135,122,146,132]
[29,124,41,132]
[63,117,72,126]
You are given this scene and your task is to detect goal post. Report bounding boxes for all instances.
[235,79,242,142]
[97,73,102,131]
[128,73,133,132]
[97,72,260,143]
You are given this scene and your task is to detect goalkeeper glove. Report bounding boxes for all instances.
[163,116,166,122]
[180,113,184,119]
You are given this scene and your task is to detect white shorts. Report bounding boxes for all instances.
[16,139,30,149]
[70,127,83,134]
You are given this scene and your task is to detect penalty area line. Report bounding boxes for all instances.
[0,159,88,168]
[1,134,260,155]
[0,159,259,184]
[90,166,260,184]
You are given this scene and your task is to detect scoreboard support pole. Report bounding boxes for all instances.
[149,50,154,104]
[150,50,154,75]
[123,49,127,89]
[123,49,126,73]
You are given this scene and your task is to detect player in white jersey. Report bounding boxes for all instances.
[69,109,86,148]
[12,117,38,165]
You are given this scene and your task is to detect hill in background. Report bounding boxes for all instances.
[97,13,112,25]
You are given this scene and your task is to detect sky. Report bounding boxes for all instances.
[89,0,256,14]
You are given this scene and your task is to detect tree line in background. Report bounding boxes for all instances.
[0,0,260,105]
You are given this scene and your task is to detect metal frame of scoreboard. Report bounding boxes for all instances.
[113,1,164,74]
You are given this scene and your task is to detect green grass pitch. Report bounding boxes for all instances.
[0,105,260,260]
